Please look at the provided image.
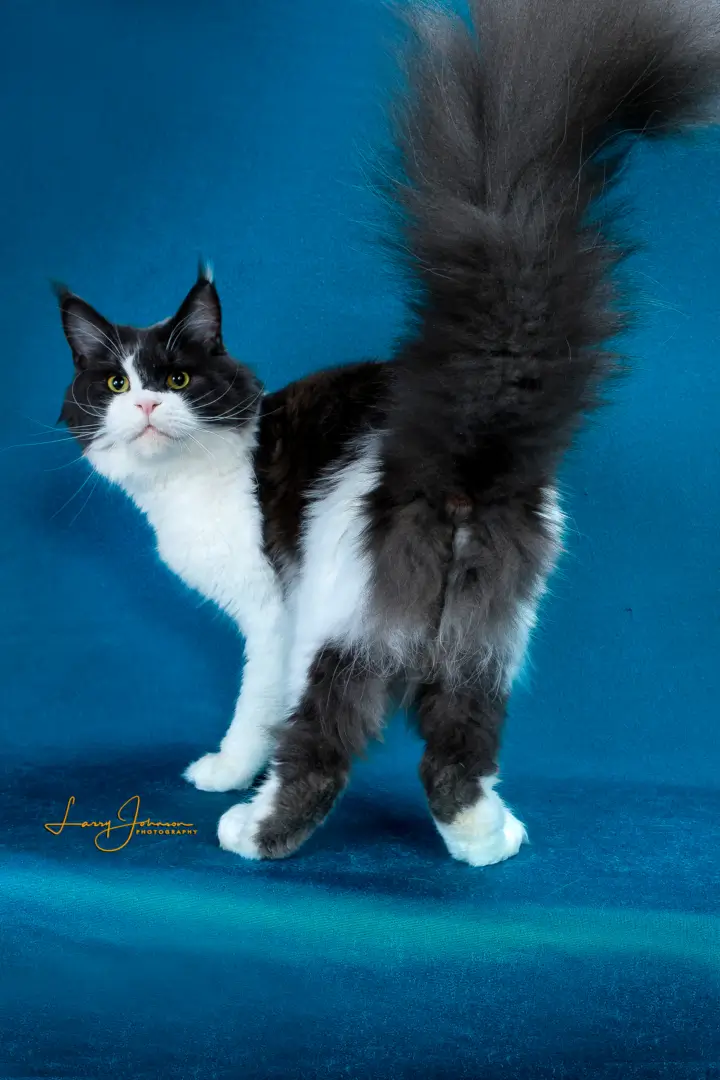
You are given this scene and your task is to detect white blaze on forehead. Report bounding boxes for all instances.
[121,351,146,392]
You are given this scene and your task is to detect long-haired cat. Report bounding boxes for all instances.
[56,0,720,864]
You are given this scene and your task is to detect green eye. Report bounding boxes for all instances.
[167,371,190,390]
[107,374,129,393]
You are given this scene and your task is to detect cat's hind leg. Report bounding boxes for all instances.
[417,673,527,867]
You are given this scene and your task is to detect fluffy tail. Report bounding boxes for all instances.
[385,0,720,494]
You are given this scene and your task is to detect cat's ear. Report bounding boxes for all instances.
[166,263,222,351]
[54,284,117,367]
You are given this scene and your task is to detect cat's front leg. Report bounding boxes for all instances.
[184,603,287,793]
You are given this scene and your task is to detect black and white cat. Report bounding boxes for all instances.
[56,0,719,864]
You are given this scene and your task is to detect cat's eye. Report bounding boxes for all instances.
[167,371,191,391]
[107,374,129,394]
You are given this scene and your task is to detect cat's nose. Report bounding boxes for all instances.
[136,399,159,417]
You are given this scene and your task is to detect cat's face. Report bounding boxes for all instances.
[57,270,261,484]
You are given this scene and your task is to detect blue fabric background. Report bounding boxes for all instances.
[1,2,718,1077]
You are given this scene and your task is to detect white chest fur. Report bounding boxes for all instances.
[118,431,280,631]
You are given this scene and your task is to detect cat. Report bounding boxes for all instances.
[56,0,719,864]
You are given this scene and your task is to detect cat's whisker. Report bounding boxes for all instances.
[65,475,100,529]
[50,470,96,520]
[199,412,250,424]
[40,425,98,435]
[71,379,106,420]
[199,391,263,423]
[192,367,241,409]
[1,437,92,452]
[71,401,105,419]
[184,432,215,461]
[18,412,100,438]
[203,429,235,449]
[43,423,101,438]
[43,455,88,472]
[22,416,71,434]
[20,426,98,440]
[202,413,255,426]
[200,405,261,424]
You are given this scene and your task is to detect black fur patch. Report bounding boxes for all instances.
[416,678,506,824]
[255,361,390,571]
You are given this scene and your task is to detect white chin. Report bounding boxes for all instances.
[132,428,174,458]
[87,429,181,483]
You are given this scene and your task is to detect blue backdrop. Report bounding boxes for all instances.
[1,2,718,1077]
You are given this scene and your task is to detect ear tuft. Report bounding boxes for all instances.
[51,279,71,302]
[197,258,214,285]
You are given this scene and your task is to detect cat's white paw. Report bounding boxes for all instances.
[217,802,263,859]
[183,751,258,793]
[217,772,281,859]
[434,779,527,867]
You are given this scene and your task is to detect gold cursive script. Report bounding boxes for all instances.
[44,795,197,852]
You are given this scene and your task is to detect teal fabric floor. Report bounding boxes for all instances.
[1,2,718,1077]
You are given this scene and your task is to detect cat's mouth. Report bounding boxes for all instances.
[130,424,172,445]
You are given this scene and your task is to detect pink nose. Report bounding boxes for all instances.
[136,400,158,417]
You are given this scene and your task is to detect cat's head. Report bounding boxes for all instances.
[57,267,261,484]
